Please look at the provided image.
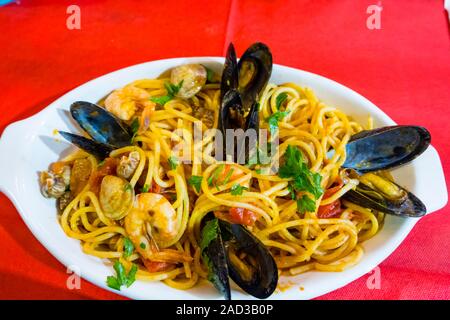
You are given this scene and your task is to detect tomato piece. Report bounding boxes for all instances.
[143,260,173,273]
[228,207,257,226]
[215,164,244,185]
[151,181,161,193]
[317,179,344,218]
[317,199,342,218]
[90,158,119,194]
[322,178,344,199]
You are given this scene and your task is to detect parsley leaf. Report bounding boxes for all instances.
[188,175,203,192]
[130,118,140,135]
[106,276,121,291]
[114,261,127,286]
[165,80,183,96]
[200,219,219,251]
[203,65,215,83]
[276,92,288,110]
[123,237,134,258]
[266,111,289,134]
[279,145,324,213]
[230,184,248,196]
[221,168,234,186]
[141,184,150,193]
[207,164,225,186]
[140,242,146,249]
[124,183,133,192]
[150,80,184,106]
[168,156,178,170]
[297,195,317,214]
[106,261,138,291]
[150,95,173,106]
[125,264,138,287]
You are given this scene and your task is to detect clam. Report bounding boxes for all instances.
[170,64,207,99]
[200,215,278,300]
[99,175,134,220]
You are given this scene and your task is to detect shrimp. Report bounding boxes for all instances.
[104,85,154,121]
[124,193,191,265]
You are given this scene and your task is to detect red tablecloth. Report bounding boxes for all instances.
[0,0,449,300]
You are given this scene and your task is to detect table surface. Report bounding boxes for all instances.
[0,0,449,300]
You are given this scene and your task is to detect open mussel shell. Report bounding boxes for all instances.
[219,220,278,299]
[200,215,278,299]
[58,131,115,159]
[342,173,427,217]
[220,43,239,102]
[70,101,132,148]
[237,42,272,112]
[343,126,431,173]
[200,218,231,300]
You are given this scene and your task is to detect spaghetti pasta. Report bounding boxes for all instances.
[49,77,384,292]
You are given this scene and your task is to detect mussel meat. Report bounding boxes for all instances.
[200,214,278,299]
[339,125,430,217]
[343,172,426,217]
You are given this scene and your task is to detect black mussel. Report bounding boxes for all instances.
[219,42,272,130]
[220,43,239,102]
[237,42,272,113]
[200,215,278,299]
[343,126,431,173]
[58,131,115,160]
[59,101,133,159]
[343,172,426,217]
[70,101,132,148]
[220,220,278,299]
[200,218,231,300]
[218,43,271,163]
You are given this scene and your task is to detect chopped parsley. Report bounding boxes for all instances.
[150,80,184,106]
[200,219,219,251]
[150,95,172,106]
[97,160,105,167]
[130,117,140,143]
[165,80,183,96]
[276,92,288,110]
[141,184,150,193]
[279,145,323,214]
[207,164,225,186]
[266,111,289,134]
[203,65,215,83]
[221,168,234,186]
[130,117,140,134]
[140,242,146,249]
[123,237,134,258]
[297,194,317,215]
[230,184,248,196]
[168,156,178,170]
[106,261,138,291]
[188,175,203,193]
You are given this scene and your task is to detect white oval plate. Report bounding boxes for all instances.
[0,58,447,300]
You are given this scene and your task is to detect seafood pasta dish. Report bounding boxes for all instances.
[39,43,430,299]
